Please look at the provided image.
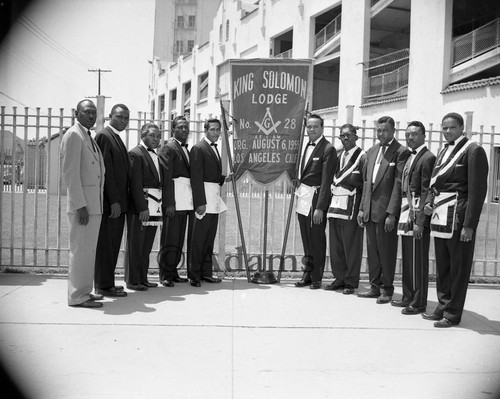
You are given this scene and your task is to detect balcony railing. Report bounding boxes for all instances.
[273,49,292,59]
[315,13,342,51]
[453,18,500,67]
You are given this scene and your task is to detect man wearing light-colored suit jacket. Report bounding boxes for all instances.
[124,123,165,291]
[189,118,227,287]
[94,104,131,298]
[393,121,436,315]
[61,99,105,308]
[357,116,410,304]
[295,114,336,290]
[422,112,488,328]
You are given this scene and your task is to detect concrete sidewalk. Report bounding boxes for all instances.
[0,273,499,399]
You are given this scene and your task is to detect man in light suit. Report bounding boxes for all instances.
[422,112,488,327]
[61,99,105,308]
[94,104,131,297]
[124,123,165,290]
[393,121,435,315]
[324,124,365,295]
[357,116,410,304]
[295,114,336,289]
[189,118,226,287]
[157,116,192,287]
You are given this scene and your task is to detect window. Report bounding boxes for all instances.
[158,94,165,112]
[226,20,230,41]
[170,89,177,110]
[198,72,209,101]
[177,16,184,28]
[175,40,184,54]
[188,15,196,28]
[187,40,195,53]
[219,24,223,43]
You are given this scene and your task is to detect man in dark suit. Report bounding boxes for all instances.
[422,112,488,328]
[94,104,131,298]
[324,124,365,295]
[295,114,336,289]
[157,116,192,287]
[124,123,165,291]
[189,118,226,287]
[393,121,436,315]
[357,116,410,303]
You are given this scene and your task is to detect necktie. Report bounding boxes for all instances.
[87,130,96,152]
[376,145,386,164]
[341,150,348,169]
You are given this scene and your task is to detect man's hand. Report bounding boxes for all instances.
[413,224,423,240]
[109,202,121,218]
[312,209,324,225]
[196,205,206,216]
[384,214,396,232]
[292,178,300,189]
[460,226,473,242]
[139,209,149,222]
[77,207,89,225]
[423,203,433,216]
[165,205,175,218]
[357,211,364,228]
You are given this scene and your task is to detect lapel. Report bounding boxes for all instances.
[337,146,361,177]
[202,139,222,171]
[302,137,325,174]
[432,138,469,188]
[174,139,190,171]
[138,145,160,183]
[408,147,427,178]
[77,124,101,162]
[107,127,130,173]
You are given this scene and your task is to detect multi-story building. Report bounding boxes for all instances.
[149,0,500,199]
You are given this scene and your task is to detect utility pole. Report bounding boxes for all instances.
[88,68,112,96]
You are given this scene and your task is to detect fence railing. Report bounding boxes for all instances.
[1,107,500,279]
[315,13,342,51]
[453,18,500,67]
[273,49,293,59]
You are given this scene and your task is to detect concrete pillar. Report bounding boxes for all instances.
[337,0,371,124]
[407,0,452,122]
[96,95,106,132]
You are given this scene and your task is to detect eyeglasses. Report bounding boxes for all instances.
[339,134,352,138]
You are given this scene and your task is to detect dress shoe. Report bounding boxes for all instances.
[202,276,222,283]
[376,294,392,304]
[96,287,128,297]
[310,281,322,290]
[143,281,158,288]
[294,280,311,288]
[434,318,458,328]
[126,284,148,291]
[343,286,354,295]
[114,285,124,292]
[161,280,174,287]
[190,280,201,287]
[70,299,103,308]
[391,299,410,308]
[323,281,344,291]
[172,277,188,283]
[402,306,426,315]
[357,287,380,298]
[421,312,441,321]
[90,293,104,301]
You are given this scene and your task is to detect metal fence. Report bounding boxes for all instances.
[453,18,500,67]
[1,107,500,279]
[315,13,342,51]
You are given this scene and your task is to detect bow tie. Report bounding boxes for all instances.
[307,142,316,147]
[210,142,218,147]
[180,143,188,148]
[411,150,417,155]
[445,141,455,147]
[147,148,156,153]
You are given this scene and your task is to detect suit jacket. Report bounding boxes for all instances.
[190,139,225,209]
[128,145,166,214]
[402,147,436,227]
[360,139,410,223]
[95,126,131,213]
[158,137,191,209]
[427,138,488,230]
[299,136,336,211]
[332,146,365,224]
[60,122,105,214]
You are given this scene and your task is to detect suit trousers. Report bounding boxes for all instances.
[124,213,157,285]
[158,212,192,281]
[67,213,101,305]
[94,212,125,290]
[433,229,476,324]
[298,212,327,283]
[190,213,219,281]
[365,219,398,295]
[329,219,363,288]
[401,230,430,308]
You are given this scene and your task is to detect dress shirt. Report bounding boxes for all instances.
[174,138,190,162]
[372,139,393,183]
[140,141,160,182]
[440,135,465,165]
[204,137,221,160]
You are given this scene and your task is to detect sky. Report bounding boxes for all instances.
[0,0,155,117]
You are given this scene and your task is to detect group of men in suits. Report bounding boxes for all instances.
[61,100,226,309]
[294,113,488,328]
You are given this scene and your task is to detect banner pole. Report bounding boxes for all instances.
[220,100,252,283]
[277,102,309,283]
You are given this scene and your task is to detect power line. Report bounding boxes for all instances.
[88,69,112,96]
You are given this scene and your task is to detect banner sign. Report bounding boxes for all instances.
[230,59,312,185]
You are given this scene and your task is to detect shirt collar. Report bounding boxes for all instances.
[107,124,121,135]
[413,144,426,154]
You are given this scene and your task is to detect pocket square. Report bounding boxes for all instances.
[312,157,320,161]
[389,162,396,166]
